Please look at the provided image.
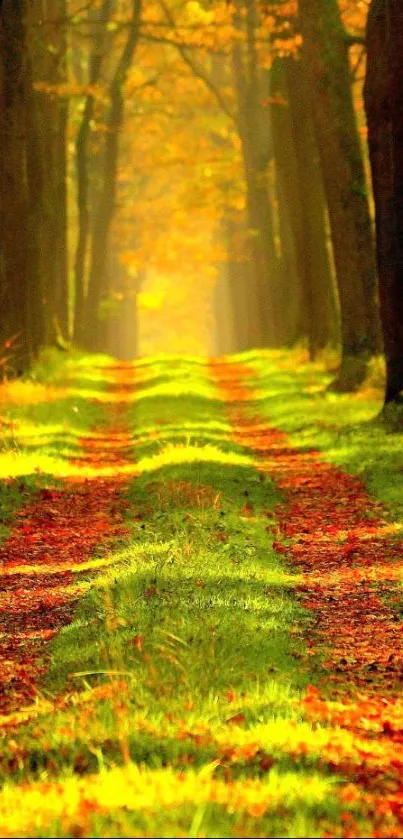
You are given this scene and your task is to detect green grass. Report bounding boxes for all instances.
[4,346,402,837]
[0,350,115,543]
[245,349,403,519]
[0,350,344,838]
[0,349,112,479]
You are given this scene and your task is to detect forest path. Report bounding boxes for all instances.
[0,353,402,836]
[0,363,135,715]
[211,358,403,837]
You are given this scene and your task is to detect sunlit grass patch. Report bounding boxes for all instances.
[5,350,387,837]
[136,442,254,474]
[0,380,66,407]
[134,379,216,402]
[0,761,339,839]
[0,353,126,479]
[0,351,340,837]
[246,352,403,517]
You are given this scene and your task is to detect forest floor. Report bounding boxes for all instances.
[0,348,402,838]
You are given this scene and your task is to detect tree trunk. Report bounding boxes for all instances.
[223,209,261,351]
[84,0,142,352]
[213,267,237,356]
[283,55,339,356]
[232,0,282,348]
[389,0,403,396]
[0,0,44,373]
[52,0,69,339]
[270,57,304,347]
[73,0,113,345]
[364,0,403,410]
[299,0,381,389]
[24,0,69,347]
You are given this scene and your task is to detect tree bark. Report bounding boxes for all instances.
[270,57,304,347]
[364,0,403,409]
[52,0,69,339]
[299,0,381,389]
[282,55,339,356]
[0,0,44,373]
[73,0,113,345]
[84,0,142,351]
[232,0,282,348]
[223,211,255,351]
[27,0,68,347]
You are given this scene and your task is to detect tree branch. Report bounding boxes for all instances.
[158,0,235,122]
[344,31,366,47]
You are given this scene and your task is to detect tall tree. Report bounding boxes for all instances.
[0,0,44,373]
[73,0,113,345]
[84,0,142,351]
[273,55,338,357]
[299,0,381,389]
[232,0,282,348]
[364,0,403,411]
[28,0,69,343]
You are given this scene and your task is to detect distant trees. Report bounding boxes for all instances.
[364,0,403,411]
[84,0,142,352]
[73,0,114,347]
[1,0,402,394]
[231,0,281,349]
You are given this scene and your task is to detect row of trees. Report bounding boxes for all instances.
[0,0,402,409]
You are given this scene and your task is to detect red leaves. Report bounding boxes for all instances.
[211,358,403,836]
[0,364,135,715]
[225,712,246,725]
[272,540,288,555]
[130,634,144,652]
[240,503,254,516]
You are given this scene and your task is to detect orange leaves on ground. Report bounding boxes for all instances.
[0,365,135,715]
[211,359,403,837]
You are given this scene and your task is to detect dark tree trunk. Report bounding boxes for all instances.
[32,0,69,343]
[84,0,142,352]
[284,55,339,356]
[53,0,69,339]
[232,0,282,348]
[270,58,304,347]
[0,0,44,373]
[299,0,381,389]
[364,0,403,409]
[73,0,113,346]
[389,0,403,392]
[224,209,261,351]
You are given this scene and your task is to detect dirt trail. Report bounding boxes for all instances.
[210,360,403,836]
[0,364,135,715]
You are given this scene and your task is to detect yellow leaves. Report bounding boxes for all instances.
[229,194,246,212]
[0,762,331,837]
[138,290,166,311]
[185,1,214,25]
[125,67,150,96]
[34,82,105,101]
